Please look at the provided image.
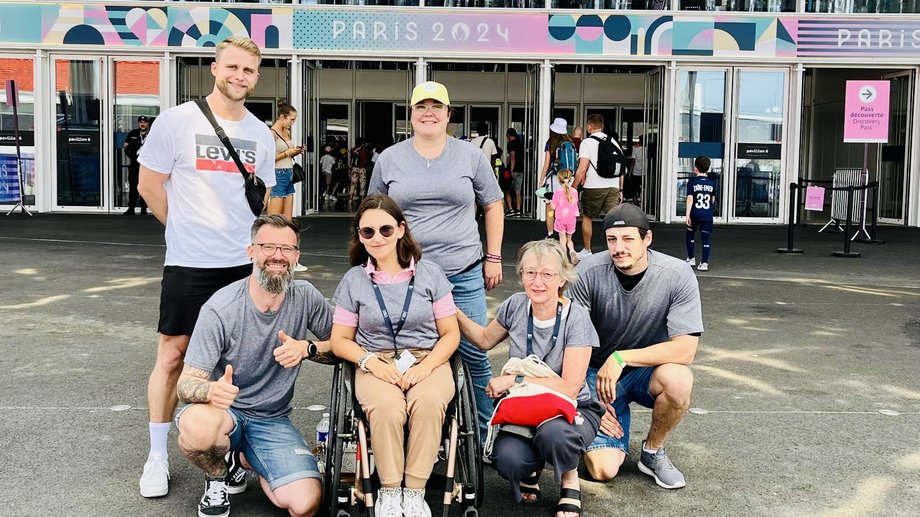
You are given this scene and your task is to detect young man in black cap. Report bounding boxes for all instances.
[569,203,703,490]
[122,115,150,215]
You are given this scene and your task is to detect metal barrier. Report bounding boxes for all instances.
[820,168,865,234]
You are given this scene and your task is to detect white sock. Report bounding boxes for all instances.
[643,444,658,454]
[149,422,171,459]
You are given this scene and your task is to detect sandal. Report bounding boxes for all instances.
[519,471,541,504]
[555,487,582,516]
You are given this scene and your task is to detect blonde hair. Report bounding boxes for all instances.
[556,169,574,204]
[216,36,262,63]
[516,239,577,294]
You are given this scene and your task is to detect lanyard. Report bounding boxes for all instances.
[371,276,415,352]
[526,301,563,359]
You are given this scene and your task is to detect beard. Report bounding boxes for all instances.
[216,78,254,102]
[256,260,294,295]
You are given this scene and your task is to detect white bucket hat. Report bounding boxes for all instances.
[549,117,568,134]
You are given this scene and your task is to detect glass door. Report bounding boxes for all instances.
[112,59,161,212]
[877,70,914,224]
[470,105,501,142]
[0,57,36,208]
[643,66,664,220]
[674,69,729,221]
[731,69,786,222]
[53,57,104,210]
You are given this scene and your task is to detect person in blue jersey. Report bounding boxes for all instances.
[684,156,717,272]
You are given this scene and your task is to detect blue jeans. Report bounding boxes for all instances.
[585,366,656,454]
[176,406,320,490]
[447,263,493,443]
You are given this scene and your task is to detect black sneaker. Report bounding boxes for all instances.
[225,451,248,494]
[198,478,230,517]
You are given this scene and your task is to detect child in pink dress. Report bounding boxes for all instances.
[551,169,580,263]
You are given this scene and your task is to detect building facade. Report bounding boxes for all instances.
[0,1,917,226]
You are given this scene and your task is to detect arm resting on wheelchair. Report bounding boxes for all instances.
[456,309,508,351]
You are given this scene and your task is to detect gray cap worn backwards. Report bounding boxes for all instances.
[603,203,650,231]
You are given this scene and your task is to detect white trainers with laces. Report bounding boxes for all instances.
[375,487,403,517]
[139,452,170,498]
[685,258,696,267]
[402,488,432,517]
[696,262,709,271]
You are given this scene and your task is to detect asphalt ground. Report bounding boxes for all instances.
[1,213,918,517]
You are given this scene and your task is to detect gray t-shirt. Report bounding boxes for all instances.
[333,260,454,353]
[185,279,333,418]
[495,292,599,401]
[569,249,703,369]
[368,137,503,276]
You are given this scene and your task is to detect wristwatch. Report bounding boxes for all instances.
[305,340,318,360]
[514,374,524,385]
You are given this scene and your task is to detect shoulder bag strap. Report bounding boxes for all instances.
[194,98,250,180]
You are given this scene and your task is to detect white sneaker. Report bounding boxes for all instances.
[402,488,432,517]
[697,262,709,271]
[293,263,308,272]
[685,258,696,267]
[139,452,170,498]
[375,487,403,517]
[577,248,593,259]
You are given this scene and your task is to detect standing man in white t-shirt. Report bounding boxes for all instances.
[574,113,624,258]
[470,121,498,162]
[136,36,276,499]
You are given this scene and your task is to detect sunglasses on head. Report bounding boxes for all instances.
[357,225,396,239]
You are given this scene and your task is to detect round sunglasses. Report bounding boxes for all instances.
[357,225,396,239]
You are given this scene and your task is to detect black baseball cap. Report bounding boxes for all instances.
[603,203,650,231]
[137,115,149,122]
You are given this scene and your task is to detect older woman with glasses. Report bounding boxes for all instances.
[457,239,604,517]
[331,194,460,517]
[368,81,505,443]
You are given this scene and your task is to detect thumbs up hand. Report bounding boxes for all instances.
[273,330,305,369]
[209,364,239,410]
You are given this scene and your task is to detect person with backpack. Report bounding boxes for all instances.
[536,118,577,239]
[573,114,627,258]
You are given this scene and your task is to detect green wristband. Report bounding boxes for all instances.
[612,351,626,368]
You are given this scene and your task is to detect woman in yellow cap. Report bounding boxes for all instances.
[368,81,505,446]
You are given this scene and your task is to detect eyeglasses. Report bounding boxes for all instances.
[411,103,447,115]
[521,269,558,282]
[358,225,396,239]
[255,243,299,257]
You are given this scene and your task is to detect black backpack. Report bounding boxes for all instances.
[589,134,628,179]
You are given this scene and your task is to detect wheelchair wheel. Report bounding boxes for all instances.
[455,361,484,509]
[323,363,354,517]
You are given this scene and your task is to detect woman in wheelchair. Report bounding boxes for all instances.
[456,239,604,517]
[331,194,461,517]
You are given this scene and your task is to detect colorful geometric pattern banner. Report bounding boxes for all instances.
[0,3,918,58]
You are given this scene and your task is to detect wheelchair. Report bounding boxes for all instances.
[322,354,483,517]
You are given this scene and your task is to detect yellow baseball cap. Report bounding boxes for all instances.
[410,81,450,106]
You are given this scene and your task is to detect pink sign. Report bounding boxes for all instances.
[4,80,17,108]
[804,186,825,211]
[844,81,889,143]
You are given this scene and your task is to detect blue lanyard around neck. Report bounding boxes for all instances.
[370,275,415,352]
[526,301,563,359]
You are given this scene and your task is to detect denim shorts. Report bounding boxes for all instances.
[271,168,295,198]
[176,405,320,490]
[585,366,656,454]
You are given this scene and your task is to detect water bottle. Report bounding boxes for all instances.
[315,413,330,445]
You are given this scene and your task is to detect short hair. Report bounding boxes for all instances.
[250,214,300,247]
[216,36,262,63]
[506,127,518,138]
[694,156,711,174]
[276,100,295,119]
[348,194,422,268]
[516,239,577,293]
[476,121,489,135]
[586,113,604,129]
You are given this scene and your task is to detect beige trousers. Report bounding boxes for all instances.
[354,351,454,488]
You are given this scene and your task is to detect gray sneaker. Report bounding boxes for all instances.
[638,441,686,489]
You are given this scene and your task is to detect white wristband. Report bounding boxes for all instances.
[357,352,376,373]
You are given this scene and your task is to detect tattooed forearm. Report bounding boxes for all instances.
[177,365,212,404]
[179,442,230,478]
[178,377,211,403]
[306,350,340,365]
